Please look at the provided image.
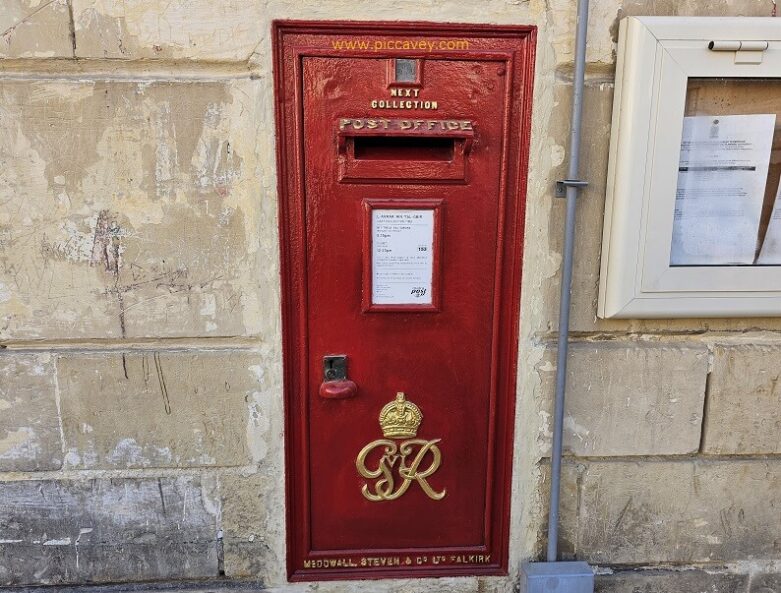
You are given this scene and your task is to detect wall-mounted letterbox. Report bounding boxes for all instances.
[273,21,536,581]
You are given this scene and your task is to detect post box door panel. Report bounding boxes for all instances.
[274,22,536,581]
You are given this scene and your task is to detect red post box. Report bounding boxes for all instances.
[273,21,536,581]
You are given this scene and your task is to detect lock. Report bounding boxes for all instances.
[319,355,357,399]
[323,355,348,381]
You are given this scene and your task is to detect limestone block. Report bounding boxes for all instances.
[0,353,62,471]
[0,78,268,340]
[0,477,219,585]
[574,460,781,564]
[549,461,582,559]
[0,584,264,593]
[0,0,73,58]
[71,0,535,61]
[221,472,285,582]
[537,343,707,456]
[548,0,774,66]
[703,345,781,455]
[538,78,617,334]
[596,569,748,593]
[58,350,275,469]
[71,0,263,61]
[750,573,781,592]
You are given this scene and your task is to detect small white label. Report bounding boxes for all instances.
[372,209,434,305]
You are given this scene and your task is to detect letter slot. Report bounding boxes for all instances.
[337,118,474,183]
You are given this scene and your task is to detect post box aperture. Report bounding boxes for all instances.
[273,21,536,581]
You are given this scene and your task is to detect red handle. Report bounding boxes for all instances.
[319,379,358,399]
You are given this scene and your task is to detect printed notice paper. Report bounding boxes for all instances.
[671,114,776,265]
[372,209,434,305]
[758,178,781,264]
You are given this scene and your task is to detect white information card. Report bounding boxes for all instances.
[371,209,434,305]
[671,114,776,265]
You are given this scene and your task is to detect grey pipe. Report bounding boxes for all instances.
[547,0,590,563]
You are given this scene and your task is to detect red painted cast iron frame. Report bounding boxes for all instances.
[272,20,537,582]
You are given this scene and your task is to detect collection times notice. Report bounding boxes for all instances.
[371,209,434,305]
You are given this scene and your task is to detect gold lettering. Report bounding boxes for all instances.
[391,87,421,97]
[356,438,446,502]
[366,97,439,110]
[303,557,360,569]
[342,119,473,132]
[318,553,494,567]
[342,120,479,153]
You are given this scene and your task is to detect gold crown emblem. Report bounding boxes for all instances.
[379,392,422,439]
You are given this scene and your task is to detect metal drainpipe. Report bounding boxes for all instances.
[547,0,590,563]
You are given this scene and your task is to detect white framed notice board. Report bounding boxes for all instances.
[598,17,781,318]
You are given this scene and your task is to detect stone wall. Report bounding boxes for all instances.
[1,1,780,592]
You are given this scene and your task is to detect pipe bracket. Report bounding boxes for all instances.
[555,178,589,198]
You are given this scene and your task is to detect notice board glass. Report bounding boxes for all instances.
[672,79,781,267]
